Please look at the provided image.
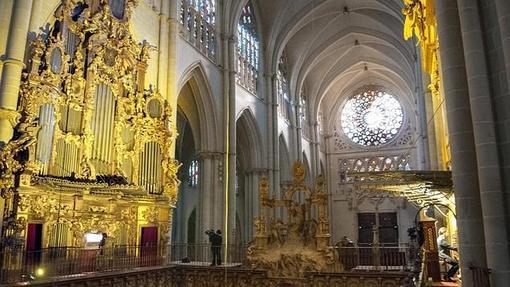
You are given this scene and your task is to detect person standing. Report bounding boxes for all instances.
[211,230,222,266]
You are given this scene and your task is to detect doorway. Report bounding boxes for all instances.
[140,226,158,266]
[26,223,43,267]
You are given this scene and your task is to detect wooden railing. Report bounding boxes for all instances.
[335,244,411,271]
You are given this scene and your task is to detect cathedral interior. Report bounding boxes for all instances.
[0,0,509,286]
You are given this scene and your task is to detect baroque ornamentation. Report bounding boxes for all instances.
[3,0,176,248]
[403,0,450,168]
[248,161,339,278]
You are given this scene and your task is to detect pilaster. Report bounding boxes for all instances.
[0,0,33,143]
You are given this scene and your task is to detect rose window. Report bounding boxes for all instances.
[341,90,403,146]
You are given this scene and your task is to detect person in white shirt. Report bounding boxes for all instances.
[437,227,459,281]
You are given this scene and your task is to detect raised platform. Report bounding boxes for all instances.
[169,261,242,268]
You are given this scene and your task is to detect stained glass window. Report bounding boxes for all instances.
[300,88,310,139]
[341,90,403,146]
[277,57,292,120]
[188,160,199,187]
[180,0,216,25]
[180,0,216,60]
[236,1,259,92]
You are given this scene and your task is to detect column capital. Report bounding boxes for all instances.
[197,150,224,160]
[1,58,25,68]
[246,168,269,175]
[0,108,20,127]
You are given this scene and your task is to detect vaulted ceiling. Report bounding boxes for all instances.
[232,0,418,131]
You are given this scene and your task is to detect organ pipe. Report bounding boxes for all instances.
[91,84,115,174]
[138,142,162,194]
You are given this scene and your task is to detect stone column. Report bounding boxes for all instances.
[166,0,178,157]
[0,0,33,143]
[264,73,274,201]
[157,0,170,96]
[415,52,431,170]
[457,0,510,283]
[423,87,439,170]
[494,0,510,93]
[294,101,302,162]
[198,152,214,242]
[271,75,280,200]
[435,0,488,284]
[226,35,237,248]
[0,0,14,78]
[313,122,321,176]
[211,153,224,230]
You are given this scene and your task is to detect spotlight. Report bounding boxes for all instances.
[35,267,45,277]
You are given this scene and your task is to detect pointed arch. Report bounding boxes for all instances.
[177,62,219,151]
[236,108,264,169]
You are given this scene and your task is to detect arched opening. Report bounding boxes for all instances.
[172,82,200,244]
[235,109,263,243]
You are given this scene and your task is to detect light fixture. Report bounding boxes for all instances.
[35,267,45,277]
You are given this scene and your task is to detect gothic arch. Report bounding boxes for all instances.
[178,62,219,151]
[236,108,264,169]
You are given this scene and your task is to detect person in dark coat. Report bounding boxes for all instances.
[206,229,222,266]
[211,230,222,266]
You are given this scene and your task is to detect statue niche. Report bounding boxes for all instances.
[248,162,338,278]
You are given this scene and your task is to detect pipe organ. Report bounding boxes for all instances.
[0,0,180,248]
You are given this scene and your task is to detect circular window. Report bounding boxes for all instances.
[341,90,403,146]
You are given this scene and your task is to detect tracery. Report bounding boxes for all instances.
[236,1,259,93]
[341,90,403,146]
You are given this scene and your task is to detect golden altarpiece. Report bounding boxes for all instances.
[247,162,339,278]
[0,0,180,249]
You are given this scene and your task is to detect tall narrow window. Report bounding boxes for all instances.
[236,1,259,93]
[300,88,310,139]
[277,57,291,120]
[180,0,217,60]
[188,160,199,187]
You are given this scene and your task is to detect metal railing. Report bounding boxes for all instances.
[335,244,411,271]
[169,243,247,266]
[0,244,247,284]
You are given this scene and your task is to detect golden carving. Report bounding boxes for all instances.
[0,108,21,128]
[248,162,337,278]
[2,0,177,248]
[142,207,159,224]
[292,161,306,184]
[403,0,451,170]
